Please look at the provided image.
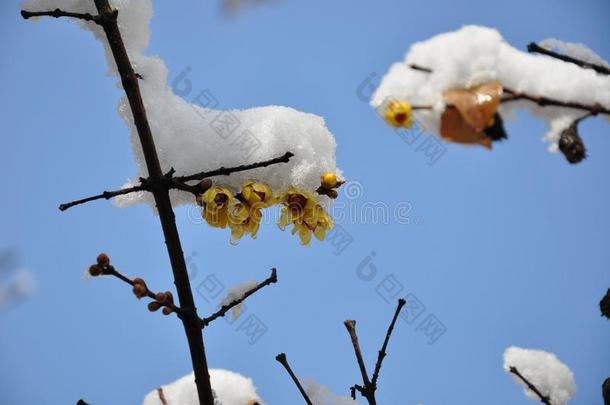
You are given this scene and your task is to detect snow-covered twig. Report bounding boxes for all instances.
[200,268,277,328]
[58,151,294,211]
[509,366,553,405]
[175,151,294,183]
[344,299,406,405]
[527,42,610,76]
[408,65,610,117]
[275,353,313,405]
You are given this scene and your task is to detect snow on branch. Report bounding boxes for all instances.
[58,151,295,211]
[142,369,263,405]
[372,25,610,163]
[503,346,576,405]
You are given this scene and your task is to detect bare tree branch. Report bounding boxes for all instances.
[509,366,552,405]
[371,298,406,389]
[200,268,277,328]
[21,8,102,24]
[344,299,406,405]
[89,254,180,315]
[275,353,313,405]
[59,184,147,211]
[344,319,376,405]
[527,42,610,76]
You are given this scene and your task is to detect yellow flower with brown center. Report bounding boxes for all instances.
[278,188,334,245]
[227,180,276,244]
[199,186,235,228]
[383,100,413,128]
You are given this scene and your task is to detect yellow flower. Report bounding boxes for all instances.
[200,186,235,228]
[227,180,276,245]
[278,188,334,245]
[383,100,413,128]
[241,180,276,207]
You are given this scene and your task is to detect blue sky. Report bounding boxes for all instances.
[1,0,609,404]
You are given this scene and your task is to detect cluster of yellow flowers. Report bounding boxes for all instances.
[197,176,338,246]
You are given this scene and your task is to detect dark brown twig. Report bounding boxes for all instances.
[407,64,610,116]
[21,8,102,24]
[96,263,180,314]
[344,299,406,405]
[200,268,277,328]
[275,353,313,405]
[59,184,146,211]
[371,298,406,389]
[527,42,610,76]
[23,1,216,403]
[76,400,90,405]
[175,151,294,183]
[344,319,376,405]
[59,152,294,211]
[509,366,552,405]
[501,88,609,116]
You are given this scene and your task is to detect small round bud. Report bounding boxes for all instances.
[147,301,162,312]
[326,189,339,199]
[96,253,110,267]
[165,291,174,304]
[88,265,102,277]
[162,306,174,315]
[320,172,338,189]
[155,292,168,303]
[132,278,148,299]
[198,179,213,193]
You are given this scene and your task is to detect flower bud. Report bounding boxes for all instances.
[96,253,110,267]
[558,123,586,164]
[155,292,168,303]
[162,306,174,315]
[320,172,338,189]
[88,265,102,277]
[147,301,162,312]
[198,179,213,193]
[132,278,148,299]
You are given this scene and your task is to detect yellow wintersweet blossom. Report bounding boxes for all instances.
[199,186,235,228]
[383,100,413,128]
[278,188,334,245]
[227,180,276,245]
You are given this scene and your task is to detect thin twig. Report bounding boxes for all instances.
[175,151,294,183]
[407,64,610,116]
[502,88,609,115]
[344,320,376,405]
[527,42,610,76]
[59,153,294,211]
[59,184,146,211]
[200,268,277,328]
[99,264,180,314]
[275,353,313,405]
[509,366,552,405]
[21,8,102,24]
[371,298,406,389]
[76,400,90,405]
